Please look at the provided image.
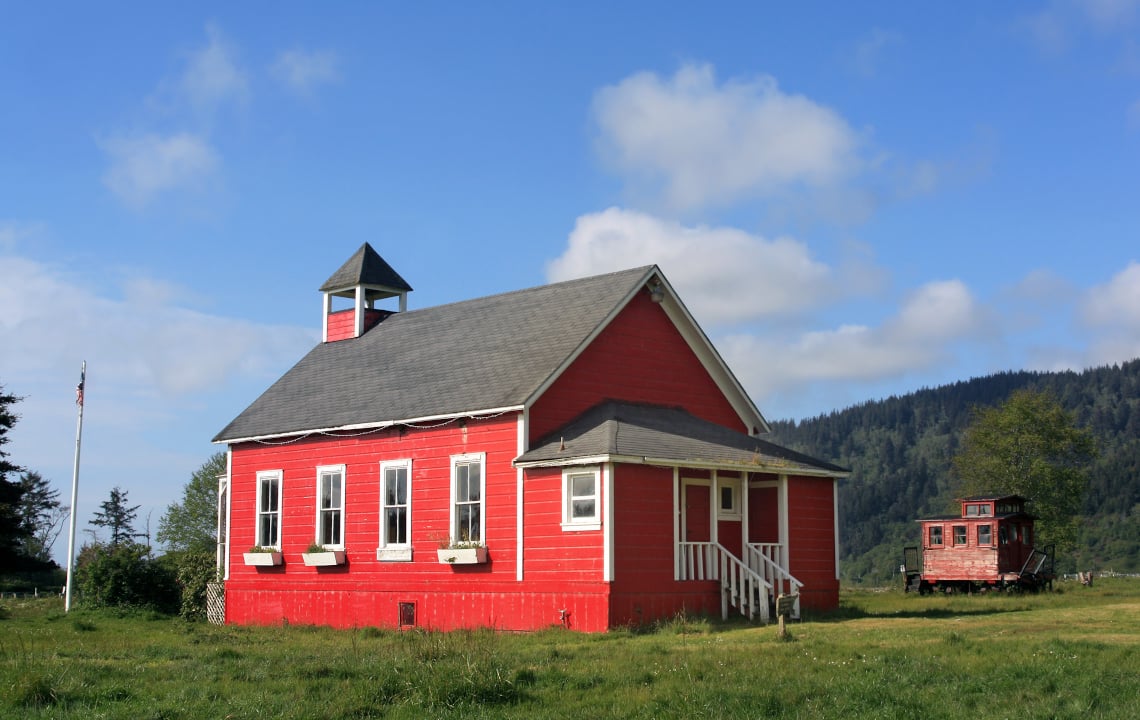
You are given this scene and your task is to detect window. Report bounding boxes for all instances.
[717,478,742,520]
[1022,525,1032,545]
[999,525,1009,545]
[378,460,412,560]
[562,467,600,530]
[450,453,485,544]
[953,525,967,546]
[316,465,345,548]
[978,524,992,545]
[929,525,943,546]
[256,470,282,548]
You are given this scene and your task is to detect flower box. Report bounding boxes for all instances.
[243,551,283,567]
[436,547,488,565]
[302,550,346,567]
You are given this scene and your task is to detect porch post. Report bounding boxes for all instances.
[709,470,718,548]
[741,472,750,550]
[778,473,789,570]
[672,467,680,581]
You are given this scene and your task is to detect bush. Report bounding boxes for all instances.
[173,550,218,621]
[74,542,179,613]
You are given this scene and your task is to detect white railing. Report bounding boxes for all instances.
[746,543,803,618]
[678,542,772,623]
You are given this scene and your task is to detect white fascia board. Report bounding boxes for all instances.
[523,267,658,408]
[214,405,526,445]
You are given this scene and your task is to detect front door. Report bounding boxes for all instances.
[683,481,711,542]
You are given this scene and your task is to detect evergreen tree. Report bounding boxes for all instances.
[90,486,140,546]
[0,384,29,563]
[17,471,68,562]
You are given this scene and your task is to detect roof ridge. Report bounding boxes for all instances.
[394,265,657,317]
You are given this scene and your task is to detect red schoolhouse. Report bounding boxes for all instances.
[213,244,847,631]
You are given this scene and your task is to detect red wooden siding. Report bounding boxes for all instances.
[325,308,357,342]
[518,466,610,632]
[920,517,1034,583]
[326,308,386,342]
[747,481,778,544]
[528,292,746,443]
[227,414,545,631]
[610,465,719,626]
[786,475,838,610]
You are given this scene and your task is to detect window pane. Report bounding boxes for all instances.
[396,468,407,504]
[721,486,734,511]
[466,464,480,502]
[572,499,595,518]
[386,507,405,544]
[978,525,992,545]
[571,474,595,497]
[457,465,469,502]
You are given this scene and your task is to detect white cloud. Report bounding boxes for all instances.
[272,49,341,95]
[0,253,315,401]
[592,63,861,211]
[547,207,849,325]
[1082,261,1140,328]
[720,278,985,404]
[180,23,249,123]
[851,28,901,78]
[99,132,219,208]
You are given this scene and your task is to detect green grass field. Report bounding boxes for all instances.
[3,580,1139,719]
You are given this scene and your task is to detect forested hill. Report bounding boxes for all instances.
[767,359,1140,585]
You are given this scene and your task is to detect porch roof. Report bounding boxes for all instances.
[515,401,847,476]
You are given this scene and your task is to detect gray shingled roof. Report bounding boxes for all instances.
[319,243,413,293]
[516,401,847,475]
[214,266,659,442]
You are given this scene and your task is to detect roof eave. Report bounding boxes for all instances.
[514,453,849,477]
[215,404,525,445]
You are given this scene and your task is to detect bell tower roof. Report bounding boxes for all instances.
[319,242,413,299]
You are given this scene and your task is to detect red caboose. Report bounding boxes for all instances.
[903,495,1054,593]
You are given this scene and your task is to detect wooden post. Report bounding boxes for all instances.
[776,592,798,639]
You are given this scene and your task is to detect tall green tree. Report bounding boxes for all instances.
[17,471,68,563]
[157,452,226,553]
[953,390,1096,551]
[0,384,29,563]
[90,486,140,546]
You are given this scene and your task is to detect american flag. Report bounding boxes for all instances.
[76,367,85,407]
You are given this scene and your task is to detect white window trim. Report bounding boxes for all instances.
[378,459,413,562]
[255,469,283,550]
[561,465,601,531]
[717,476,742,521]
[449,452,486,545]
[315,464,347,550]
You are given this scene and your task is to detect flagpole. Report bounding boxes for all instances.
[64,361,85,612]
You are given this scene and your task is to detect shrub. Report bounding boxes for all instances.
[74,542,179,613]
[174,550,218,621]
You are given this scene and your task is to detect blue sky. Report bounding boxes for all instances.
[3,3,1139,559]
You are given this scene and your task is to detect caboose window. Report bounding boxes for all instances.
[978,524,992,545]
[929,526,943,546]
[999,525,1009,544]
[953,525,967,545]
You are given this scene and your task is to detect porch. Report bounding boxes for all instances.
[674,469,801,623]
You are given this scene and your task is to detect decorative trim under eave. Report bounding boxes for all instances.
[215,405,526,445]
